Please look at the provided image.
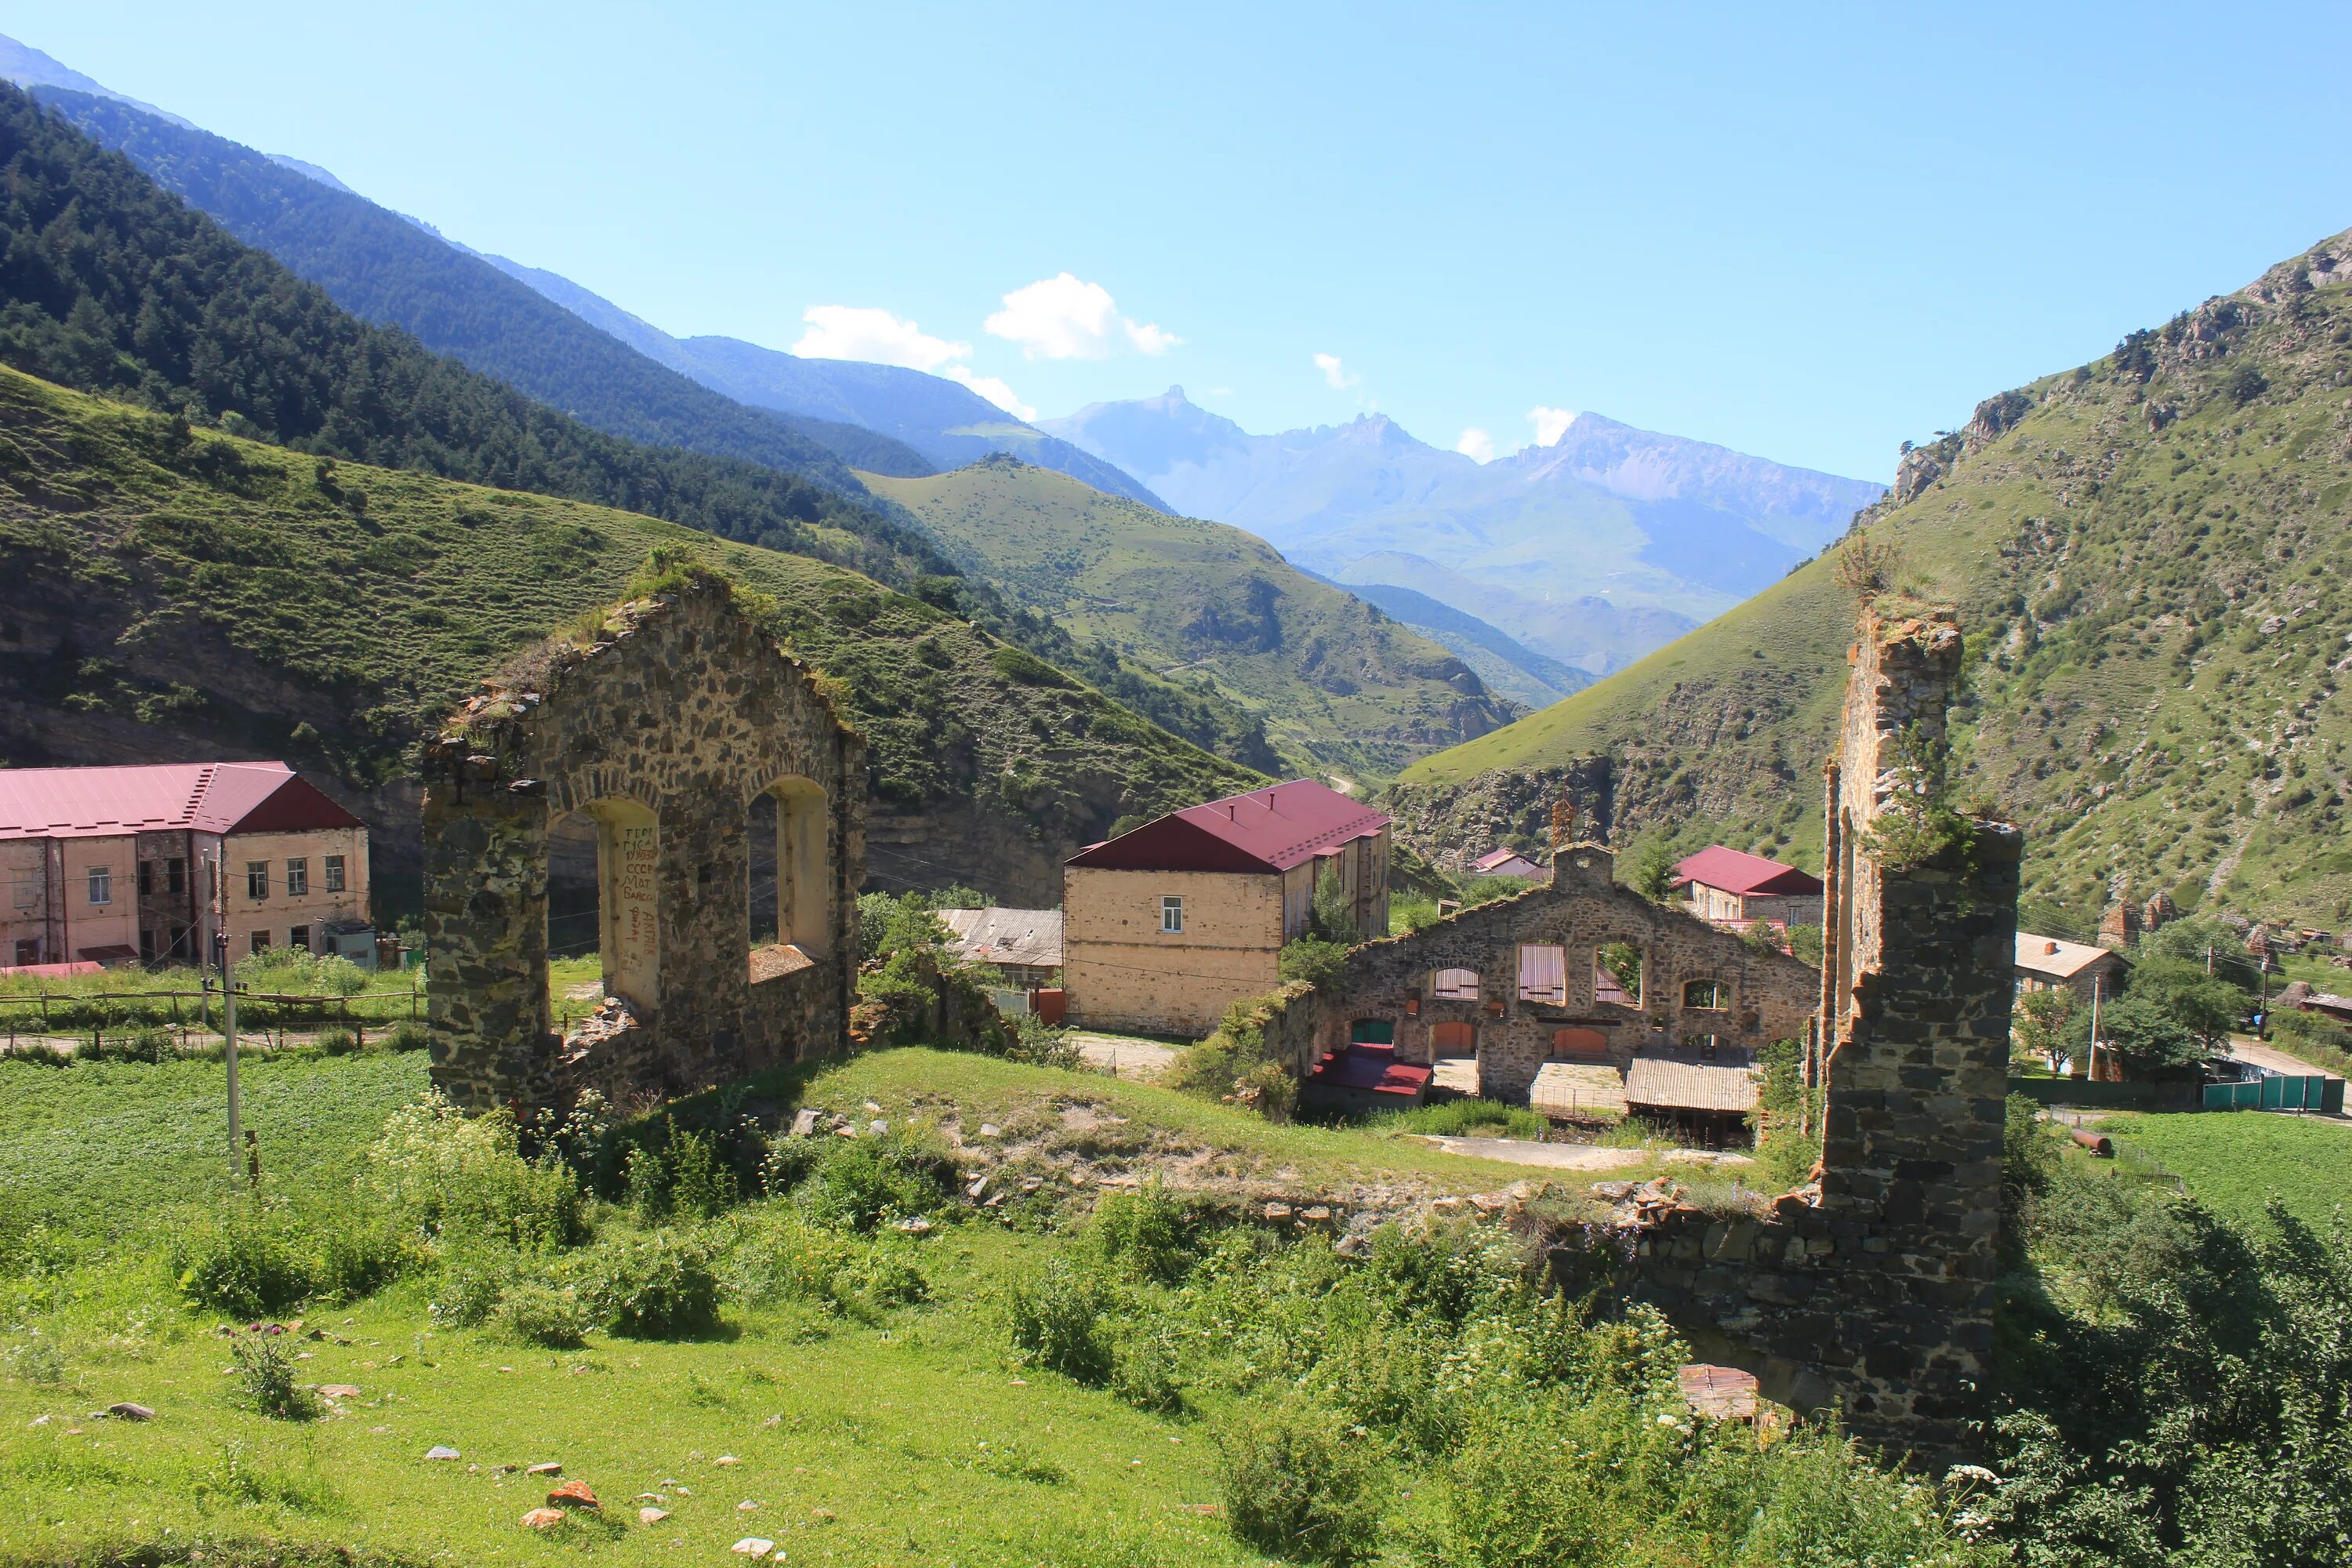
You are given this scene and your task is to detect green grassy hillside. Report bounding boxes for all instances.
[0,367,1258,902]
[1402,228,2352,927]
[866,456,1514,784]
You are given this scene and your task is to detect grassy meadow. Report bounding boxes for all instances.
[2092,1109,2352,1229]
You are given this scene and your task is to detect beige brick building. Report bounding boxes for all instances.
[0,762,371,969]
[1062,780,1389,1036]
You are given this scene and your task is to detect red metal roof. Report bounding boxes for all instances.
[1308,1043,1432,1098]
[0,762,363,841]
[1067,779,1388,875]
[1671,845,1822,898]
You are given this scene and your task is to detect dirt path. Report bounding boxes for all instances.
[1070,1032,1180,1080]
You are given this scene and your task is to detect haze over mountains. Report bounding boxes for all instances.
[1041,388,1886,678]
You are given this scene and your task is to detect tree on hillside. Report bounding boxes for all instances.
[2014,987,2079,1073]
[2097,993,2203,1073]
[2123,954,2246,1050]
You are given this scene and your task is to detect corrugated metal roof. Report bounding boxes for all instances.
[1671,845,1823,898]
[938,907,1064,969]
[1624,1051,1760,1113]
[0,762,362,841]
[1066,779,1387,875]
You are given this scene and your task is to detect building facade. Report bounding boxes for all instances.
[2013,931,2126,1005]
[1672,844,1824,929]
[1062,780,1389,1036]
[0,763,370,968]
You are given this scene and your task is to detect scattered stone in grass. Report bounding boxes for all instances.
[63,1428,83,1436]
[966,1174,989,1199]
[833,1125,858,1139]
[639,1507,670,1524]
[811,1508,835,1523]
[869,1119,888,1135]
[1265,1202,1292,1221]
[28,1415,50,1428]
[1301,1206,1331,1222]
[730,1540,776,1559]
[761,1415,782,1428]
[895,1217,932,1235]
[634,1494,666,1504]
[1008,1378,1027,1387]
[106,1403,154,1421]
[736,1499,760,1512]
[789,1109,821,1138]
[1430,1196,1463,1210]
[977,1123,1001,1138]
[715,1454,742,1467]
[424,1446,461,1461]
[1019,1178,1042,1193]
[527,1461,563,1475]
[546,1479,598,1509]
[520,1507,566,1530]
[317,1385,361,1401]
[864,1100,883,1113]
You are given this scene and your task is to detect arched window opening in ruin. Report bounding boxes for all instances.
[556,797,658,1014]
[1551,1026,1609,1060]
[1429,1020,1476,1054]
[750,775,829,983]
[1594,941,1644,1007]
[1682,978,1727,1011]
[1517,943,1568,1004]
[1431,967,1481,1001]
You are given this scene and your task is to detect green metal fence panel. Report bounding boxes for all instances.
[2203,1083,2232,1110]
[2260,1075,2285,1109]
[2325,1079,2347,1116]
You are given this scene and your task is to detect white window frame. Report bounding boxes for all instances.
[285,857,309,898]
[1160,895,1184,935]
[245,862,270,900]
[323,855,346,893]
[86,866,112,906]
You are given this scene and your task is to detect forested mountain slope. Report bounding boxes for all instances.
[864,457,1513,783]
[29,89,953,495]
[1399,230,2352,928]
[0,84,942,586]
[0,368,1257,903]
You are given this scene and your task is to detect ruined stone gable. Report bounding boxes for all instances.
[422,573,864,1112]
[1298,850,1818,1102]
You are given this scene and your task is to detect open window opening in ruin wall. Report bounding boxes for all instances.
[421,573,865,1113]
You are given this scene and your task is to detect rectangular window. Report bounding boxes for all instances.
[1432,967,1482,1000]
[13,938,37,966]
[168,858,185,895]
[285,858,309,898]
[323,855,346,893]
[1517,944,1569,1004]
[290,924,311,953]
[139,861,154,896]
[9,874,37,913]
[245,862,269,900]
[1160,895,1184,935]
[250,929,271,953]
[86,866,111,906]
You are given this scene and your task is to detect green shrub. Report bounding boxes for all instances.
[796,1135,956,1233]
[1217,1399,1381,1563]
[2,1332,66,1385]
[1007,1254,1118,1385]
[389,1021,429,1053]
[364,1095,584,1250]
[1006,1013,1082,1069]
[493,1282,592,1348]
[314,1214,414,1301]
[1110,1329,1187,1416]
[230,1332,321,1421]
[667,1126,735,1219]
[723,1214,927,1320]
[427,1250,514,1329]
[758,1136,825,1197]
[1279,936,1352,986]
[1089,1183,1192,1285]
[578,1233,720,1338]
[318,1029,358,1056]
[1367,1099,1548,1140]
[170,1203,315,1317]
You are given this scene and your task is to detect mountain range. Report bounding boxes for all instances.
[1401,228,2352,929]
[1040,389,1886,677]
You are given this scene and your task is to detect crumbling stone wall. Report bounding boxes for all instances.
[423,577,865,1112]
[1602,604,2019,1465]
[1295,848,1817,1100]
[1384,758,1613,875]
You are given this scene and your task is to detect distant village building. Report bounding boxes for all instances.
[2013,931,2126,1004]
[1468,846,1547,881]
[937,906,1063,990]
[0,762,371,969]
[1062,780,1390,1036]
[2276,981,2352,1025]
[1671,845,1824,930]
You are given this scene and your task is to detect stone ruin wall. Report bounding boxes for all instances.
[1586,604,2018,1465]
[1294,853,1818,1102]
[422,579,865,1113]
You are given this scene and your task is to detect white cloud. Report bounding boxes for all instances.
[984,272,1179,360]
[1528,405,1580,446]
[791,303,1033,419]
[792,304,969,372]
[942,366,1036,422]
[1454,427,1495,463]
[1314,352,1360,390]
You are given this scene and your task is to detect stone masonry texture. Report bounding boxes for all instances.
[1581,603,2019,1467]
[422,576,864,1112]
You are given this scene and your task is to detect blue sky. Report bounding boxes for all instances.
[16,1,2352,480]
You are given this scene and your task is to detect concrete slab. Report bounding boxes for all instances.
[1069,1032,1178,1080]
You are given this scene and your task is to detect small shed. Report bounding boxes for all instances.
[1624,1045,1760,1144]
[938,906,1065,990]
[1470,846,1547,881]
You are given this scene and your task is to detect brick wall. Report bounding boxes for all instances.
[1062,865,1283,1036]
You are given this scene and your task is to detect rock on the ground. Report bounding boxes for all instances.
[731,1540,778,1558]
[526,1461,563,1475]
[520,1507,566,1530]
[639,1506,671,1523]
[106,1403,154,1421]
[789,1108,822,1138]
[424,1445,461,1461]
[546,1479,598,1508]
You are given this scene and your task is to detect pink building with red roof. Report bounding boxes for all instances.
[1671,845,1824,931]
[1062,779,1390,1036]
[0,762,370,970]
